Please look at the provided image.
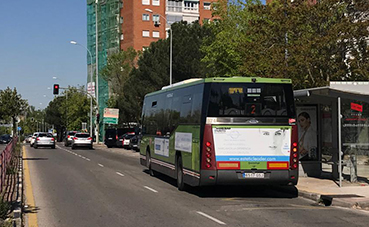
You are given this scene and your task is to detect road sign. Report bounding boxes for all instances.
[103,108,119,125]
[103,117,118,124]
[103,108,119,118]
[82,122,87,131]
[87,82,95,98]
[17,126,22,131]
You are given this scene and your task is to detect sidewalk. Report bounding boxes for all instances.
[297,176,369,210]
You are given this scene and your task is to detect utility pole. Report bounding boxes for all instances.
[95,0,100,144]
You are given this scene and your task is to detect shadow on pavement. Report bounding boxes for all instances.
[23,158,48,161]
[23,205,40,213]
[143,170,298,199]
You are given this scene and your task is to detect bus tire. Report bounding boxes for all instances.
[147,150,155,177]
[176,156,186,191]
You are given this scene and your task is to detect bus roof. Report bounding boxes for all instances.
[146,77,292,97]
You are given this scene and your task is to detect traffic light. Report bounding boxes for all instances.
[53,84,59,95]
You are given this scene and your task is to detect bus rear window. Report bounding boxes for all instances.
[207,83,295,117]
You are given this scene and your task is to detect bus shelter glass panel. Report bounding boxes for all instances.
[341,99,369,183]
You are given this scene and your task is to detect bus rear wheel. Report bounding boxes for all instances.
[176,156,186,191]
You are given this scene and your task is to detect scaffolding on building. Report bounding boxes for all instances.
[87,0,121,141]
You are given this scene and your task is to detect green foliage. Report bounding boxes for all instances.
[202,0,369,88]
[0,87,28,135]
[109,21,212,123]
[0,127,10,135]
[0,200,10,220]
[45,86,93,139]
[19,107,46,135]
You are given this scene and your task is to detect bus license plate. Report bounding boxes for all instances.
[243,173,264,178]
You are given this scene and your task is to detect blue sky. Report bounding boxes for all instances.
[0,0,266,109]
[0,0,88,109]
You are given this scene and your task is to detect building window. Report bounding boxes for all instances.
[152,0,160,6]
[153,14,160,22]
[143,46,149,51]
[120,34,124,40]
[142,14,150,21]
[120,17,123,24]
[142,0,150,5]
[153,31,160,38]
[184,1,199,11]
[142,30,150,37]
[167,0,182,12]
[204,2,211,10]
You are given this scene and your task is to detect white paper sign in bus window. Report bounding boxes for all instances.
[154,138,169,157]
[175,132,192,153]
[212,127,291,162]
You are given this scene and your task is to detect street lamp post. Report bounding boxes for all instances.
[95,0,100,144]
[70,40,94,138]
[145,9,172,85]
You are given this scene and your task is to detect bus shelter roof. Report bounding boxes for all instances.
[294,81,369,103]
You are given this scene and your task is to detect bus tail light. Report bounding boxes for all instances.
[290,124,299,170]
[201,124,216,170]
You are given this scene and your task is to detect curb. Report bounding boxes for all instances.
[298,189,369,210]
[12,148,23,227]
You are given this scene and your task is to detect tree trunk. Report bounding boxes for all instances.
[12,116,17,136]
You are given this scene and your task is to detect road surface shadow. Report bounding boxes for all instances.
[23,158,48,161]
[23,205,40,214]
[143,170,298,199]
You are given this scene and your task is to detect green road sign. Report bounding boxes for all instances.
[103,117,118,124]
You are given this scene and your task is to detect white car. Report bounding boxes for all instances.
[71,133,93,149]
[30,132,41,147]
[34,133,55,149]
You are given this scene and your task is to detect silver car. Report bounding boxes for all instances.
[34,133,55,149]
[71,133,93,149]
[30,132,41,147]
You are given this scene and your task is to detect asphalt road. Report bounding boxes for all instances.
[24,143,369,227]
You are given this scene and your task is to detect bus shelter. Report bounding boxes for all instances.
[294,82,369,187]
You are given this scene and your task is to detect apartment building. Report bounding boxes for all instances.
[86,0,217,140]
[121,0,218,51]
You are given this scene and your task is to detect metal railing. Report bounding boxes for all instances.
[0,137,17,194]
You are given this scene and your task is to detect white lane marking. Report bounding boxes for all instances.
[98,164,104,167]
[116,172,125,177]
[57,145,91,162]
[196,211,226,225]
[144,186,158,193]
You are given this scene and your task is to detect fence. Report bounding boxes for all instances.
[0,137,17,195]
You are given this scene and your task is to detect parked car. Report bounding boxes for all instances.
[0,134,12,144]
[104,128,126,148]
[34,133,55,149]
[25,135,32,143]
[64,131,78,147]
[30,132,41,147]
[118,133,135,149]
[71,133,93,150]
[129,135,141,151]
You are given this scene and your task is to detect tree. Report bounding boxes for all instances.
[0,87,28,135]
[201,0,369,88]
[44,86,92,140]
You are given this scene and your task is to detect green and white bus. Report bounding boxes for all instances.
[140,77,298,190]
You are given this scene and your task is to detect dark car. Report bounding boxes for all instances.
[0,134,12,144]
[129,134,141,151]
[104,128,127,148]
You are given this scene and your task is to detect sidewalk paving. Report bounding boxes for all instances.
[297,176,369,210]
